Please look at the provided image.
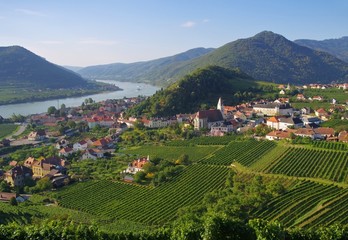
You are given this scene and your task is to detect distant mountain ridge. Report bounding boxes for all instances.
[0,46,87,89]
[78,47,214,85]
[78,31,348,86]
[295,36,348,63]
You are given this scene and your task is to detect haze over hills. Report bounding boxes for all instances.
[77,47,214,85]
[0,46,88,89]
[78,31,348,86]
[295,37,348,63]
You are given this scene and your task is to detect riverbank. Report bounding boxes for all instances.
[0,81,121,106]
[0,81,159,118]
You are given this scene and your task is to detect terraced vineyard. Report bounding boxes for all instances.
[201,139,276,166]
[58,164,229,225]
[265,147,348,182]
[253,180,348,228]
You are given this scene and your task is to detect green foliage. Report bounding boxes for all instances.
[126,65,259,117]
[0,123,18,139]
[9,197,18,206]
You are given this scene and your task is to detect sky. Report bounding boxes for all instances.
[0,0,347,67]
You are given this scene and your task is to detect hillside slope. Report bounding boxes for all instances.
[127,66,265,117]
[0,46,87,89]
[295,36,348,63]
[78,47,214,85]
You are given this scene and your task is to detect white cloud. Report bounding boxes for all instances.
[77,39,118,45]
[40,40,64,45]
[202,19,210,23]
[181,21,196,28]
[15,8,46,17]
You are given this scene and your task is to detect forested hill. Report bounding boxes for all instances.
[0,46,87,89]
[295,36,348,63]
[179,31,348,85]
[77,47,214,85]
[127,66,264,117]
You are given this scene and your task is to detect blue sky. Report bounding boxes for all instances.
[0,0,347,66]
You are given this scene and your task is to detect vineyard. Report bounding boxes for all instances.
[165,135,238,146]
[119,145,220,162]
[312,141,348,151]
[58,164,229,225]
[265,147,348,183]
[253,180,348,228]
[0,124,18,139]
[201,139,276,166]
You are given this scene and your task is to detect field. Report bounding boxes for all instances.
[0,123,18,139]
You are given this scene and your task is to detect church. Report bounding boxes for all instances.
[193,98,225,130]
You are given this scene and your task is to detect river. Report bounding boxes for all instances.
[0,80,159,118]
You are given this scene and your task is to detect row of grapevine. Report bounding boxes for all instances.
[201,140,276,166]
[266,147,348,183]
[165,135,237,146]
[312,141,348,151]
[58,164,229,225]
[253,179,348,228]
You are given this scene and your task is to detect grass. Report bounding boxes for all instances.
[0,123,18,139]
[119,145,221,162]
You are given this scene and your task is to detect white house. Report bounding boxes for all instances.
[73,140,88,151]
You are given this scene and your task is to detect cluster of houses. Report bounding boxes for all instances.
[3,156,69,188]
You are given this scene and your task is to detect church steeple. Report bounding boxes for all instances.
[217,97,225,119]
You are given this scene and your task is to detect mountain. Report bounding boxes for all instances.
[0,46,87,89]
[178,31,348,85]
[126,65,265,117]
[79,31,348,86]
[77,47,214,84]
[294,37,348,63]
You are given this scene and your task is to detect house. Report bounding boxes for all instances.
[92,137,114,149]
[32,156,68,178]
[28,130,46,141]
[301,107,311,115]
[315,108,329,120]
[279,89,285,95]
[266,130,295,141]
[301,116,321,125]
[55,139,69,149]
[210,121,234,135]
[338,131,348,143]
[253,103,293,116]
[81,149,105,160]
[315,127,335,139]
[73,140,88,151]
[294,128,317,139]
[0,192,17,202]
[312,96,324,101]
[266,116,303,130]
[296,94,306,101]
[59,147,74,157]
[142,117,177,128]
[5,166,33,187]
[125,156,150,174]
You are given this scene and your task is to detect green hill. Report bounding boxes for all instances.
[0,46,87,89]
[78,31,348,86]
[295,36,348,63]
[77,47,214,84]
[127,65,266,117]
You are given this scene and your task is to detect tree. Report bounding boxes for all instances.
[47,106,57,115]
[134,171,146,183]
[9,197,17,206]
[0,180,10,192]
[175,154,190,165]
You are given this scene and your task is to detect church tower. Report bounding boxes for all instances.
[217,97,225,119]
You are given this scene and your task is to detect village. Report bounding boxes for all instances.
[0,82,348,203]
